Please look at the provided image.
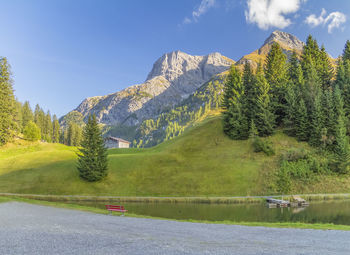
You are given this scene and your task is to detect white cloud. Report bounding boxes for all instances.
[245,0,304,30]
[183,0,216,25]
[305,8,346,33]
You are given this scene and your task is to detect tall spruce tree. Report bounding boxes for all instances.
[264,43,288,124]
[22,101,34,132]
[284,86,298,136]
[295,99,309,141]
[334,114,350,174]
[309,88,324,146]
[52,115,60,143]
[43,111,53,142]
[288,51,304,88]
[0,57,16,145]
[343,40,350,62]
[242,62,257,125]
[318,45,334,90]
[77,114,108,182]
[336,43,350,117]
[222,65,249,139]
[254,63,275,136]
[322,89,337,147]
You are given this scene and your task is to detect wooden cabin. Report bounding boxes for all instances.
[105,136,131,149]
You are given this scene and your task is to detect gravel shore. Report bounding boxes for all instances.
[0,202,349,255]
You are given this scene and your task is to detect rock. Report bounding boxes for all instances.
[65,51,234,126]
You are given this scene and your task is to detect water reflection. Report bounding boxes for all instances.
[68,200,350,225]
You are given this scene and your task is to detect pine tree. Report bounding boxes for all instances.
[23,121,41,141]
[343,40,350,62]
[222,65,249,139]
[335,57,350,117]
[264,43,288,124]
[67,122,82,146]
[52,115,60,143]
[0,57,16,145]
[22,101,34,132]
[318,45,334,90]
[254,63,275,136]
[309,89,323,146]
[284,85,298,136]
[288,51,304,88]
[14,100,23,133]
[295,99,309,141]
[322,89,336,147]
[34,104,45,137]
[242,62,257,124]
[43,111,53,142]
[333,114,350,174]
[77,114,108,182]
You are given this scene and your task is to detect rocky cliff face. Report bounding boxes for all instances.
[236,30,305,68]
[69,51,234,126]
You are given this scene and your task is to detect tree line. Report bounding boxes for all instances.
[223,35,350,174]
[0,56,83,146]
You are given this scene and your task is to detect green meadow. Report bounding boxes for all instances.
[1,116,350,196]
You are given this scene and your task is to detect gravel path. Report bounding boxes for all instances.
[0,202,349,255]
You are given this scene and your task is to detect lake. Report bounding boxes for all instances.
[65,199,350,225]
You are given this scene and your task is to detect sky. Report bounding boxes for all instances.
[1,0,350,117]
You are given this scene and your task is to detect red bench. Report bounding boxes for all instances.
[105,205,128,216]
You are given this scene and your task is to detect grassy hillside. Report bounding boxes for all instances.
[1,117,350,196]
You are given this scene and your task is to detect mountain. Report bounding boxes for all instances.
[62,30,331,147]
[63,51,234,128]
[236,30,305,69]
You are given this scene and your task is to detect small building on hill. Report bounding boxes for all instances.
[104,136,131,149]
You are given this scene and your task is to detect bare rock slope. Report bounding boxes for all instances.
[71,51,234,126]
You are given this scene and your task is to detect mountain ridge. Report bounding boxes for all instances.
[62,51,234,127]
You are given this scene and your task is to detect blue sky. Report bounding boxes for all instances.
[1,0,350,117]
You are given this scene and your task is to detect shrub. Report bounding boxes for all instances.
[281,148,309,162]
[252,137,275,156]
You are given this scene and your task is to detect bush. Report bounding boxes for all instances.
[252,137,275,156]
[281,148,309,161]
[23,121,41,141]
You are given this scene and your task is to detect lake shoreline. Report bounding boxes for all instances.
[1,197,350,231]
[1,192,350,204]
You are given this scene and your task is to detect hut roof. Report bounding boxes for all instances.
[105,136,131,144]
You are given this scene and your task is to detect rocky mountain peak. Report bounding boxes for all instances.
[146,50,232,82]
[263,30,304,51]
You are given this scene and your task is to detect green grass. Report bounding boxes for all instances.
[1,116,350,196]
[1,196,349,231]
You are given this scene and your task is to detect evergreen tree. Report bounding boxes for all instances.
[77,114,108,182]
[242,62,257,124]
[333,114,350,174]
[322,89,336,146]
[52,115,60,143]
[22,101,34,132]
[254,64,275,136]
[222,66,249,139]
[43,111,53,142]
[343,40,350,62]
[288,51,304,88]
[23,121,41,141]
[309,89,323,146]
[0,57,16,145]
[318,45,334,90]
[14,100,23,133]
[34,104,45,136]
[264,43,288,124]
[295,99,309,141]
[284,86,298,136]
[67,122,82,146]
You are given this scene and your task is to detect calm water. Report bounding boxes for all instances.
[69,200,350,225]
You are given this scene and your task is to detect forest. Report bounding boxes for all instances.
[223,35,350,191]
